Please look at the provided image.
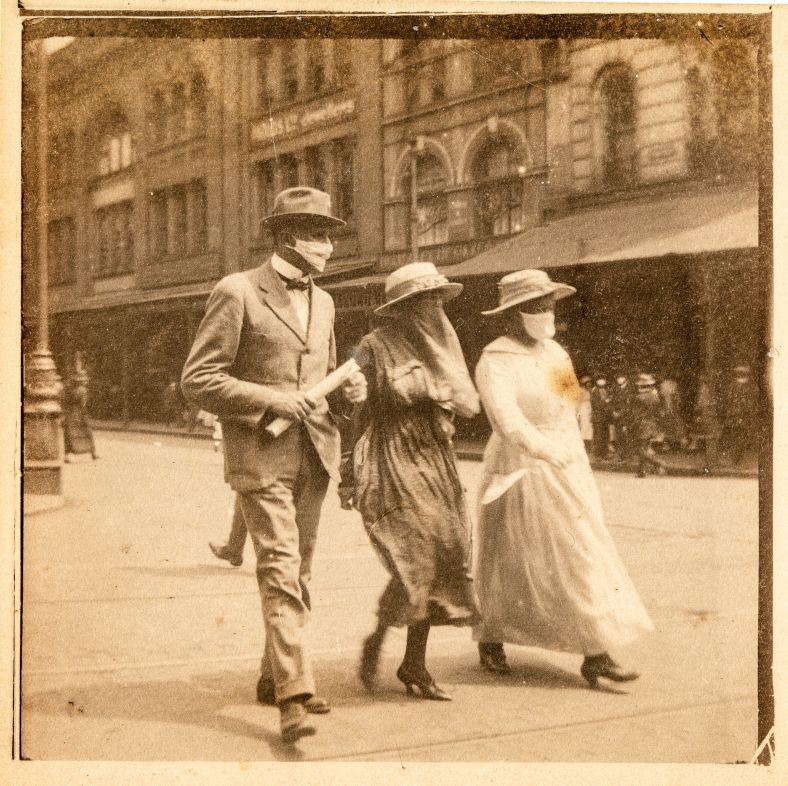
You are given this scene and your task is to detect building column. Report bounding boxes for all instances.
[24,41,64,499]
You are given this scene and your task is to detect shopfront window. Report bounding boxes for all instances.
[471,137,525,237]
[281,43,299,102]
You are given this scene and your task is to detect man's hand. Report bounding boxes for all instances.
[268,391,317,421]
[342,371,368,404]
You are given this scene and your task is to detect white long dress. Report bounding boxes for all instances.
[473,335,653,654]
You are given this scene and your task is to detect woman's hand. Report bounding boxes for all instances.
[533,441,572,469]
[342,371,368,404]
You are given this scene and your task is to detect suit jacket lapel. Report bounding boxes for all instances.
[256,259,307,344]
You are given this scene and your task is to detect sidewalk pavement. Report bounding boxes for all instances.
[92,419,759,478]
[20,431,760,763]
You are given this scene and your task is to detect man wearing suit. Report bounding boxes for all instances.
[182,187,366,743]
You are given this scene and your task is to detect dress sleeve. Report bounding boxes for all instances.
[475,351,555,457]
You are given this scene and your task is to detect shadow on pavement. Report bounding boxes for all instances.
[22,669,308,761]
[116,563,254,580]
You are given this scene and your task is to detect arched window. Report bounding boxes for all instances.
[471,135,526,237]
[96,109,133,176]
[401,152,449,248]
[596,64,637,188]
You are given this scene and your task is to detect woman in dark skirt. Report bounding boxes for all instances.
[353,262,480,701]
[63,353,98,462]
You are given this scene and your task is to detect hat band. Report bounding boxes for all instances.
[385,274,451,303]
[498,280,556,308]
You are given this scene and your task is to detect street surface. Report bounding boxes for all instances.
[21,431,759,762]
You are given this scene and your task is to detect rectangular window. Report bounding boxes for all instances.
[252,161,275,240]
[306,42,326,96]
[333,138,355,223]
[281,45,299,102]
[254,48,271,111]
[149,180,208,261]
[48,217,76,285]
[279,155,299,190]
[189,180,208,253]
[169,186,187,258]
[305,146,328,192]
[333,39,354,87]
[93,200,134,277]
[150,191,168,261]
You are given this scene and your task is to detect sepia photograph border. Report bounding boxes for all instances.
[2,1,784,783]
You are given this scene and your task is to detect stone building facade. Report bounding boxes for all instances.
[24,33,763,436]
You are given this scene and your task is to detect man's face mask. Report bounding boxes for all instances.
[286,237,333,273]
[519,311,556,341]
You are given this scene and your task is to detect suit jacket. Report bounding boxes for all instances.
[181,260,341,491]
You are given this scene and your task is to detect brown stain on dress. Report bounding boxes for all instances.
[548,363,583,404]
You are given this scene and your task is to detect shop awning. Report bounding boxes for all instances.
[444,186,759,279]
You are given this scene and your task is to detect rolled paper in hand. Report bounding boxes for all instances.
[265,358,362,438]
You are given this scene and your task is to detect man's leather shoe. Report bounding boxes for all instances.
[257,677,330,714]
[208,541,242,567]
[280,699,316,744]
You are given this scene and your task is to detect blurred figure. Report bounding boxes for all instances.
[631,373,666,478]
[590,377,613,458]
[577,375,594,454]
[62,352,98,462]
[610,373,635,461]
[722,364,758,466]
[688,380,718,460]
[657,373,688,451]
[161,378,183,426]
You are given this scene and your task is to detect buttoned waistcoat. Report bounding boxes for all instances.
[181,260,341,491]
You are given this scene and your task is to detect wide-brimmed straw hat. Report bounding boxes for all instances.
[482,268,577,316]
[375,262,463,316]
[261,186,346,229]
[482,269,575,315]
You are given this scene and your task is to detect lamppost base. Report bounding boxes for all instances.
[23,349,64,498]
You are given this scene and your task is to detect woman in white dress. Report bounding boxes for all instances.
[473,269,653,688]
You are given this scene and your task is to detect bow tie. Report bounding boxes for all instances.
[279,274,310,291]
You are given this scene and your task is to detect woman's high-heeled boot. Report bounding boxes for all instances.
[581,653,640,689]
[396,621,452,701]
[478,642,511,674]
[396,664,452,701]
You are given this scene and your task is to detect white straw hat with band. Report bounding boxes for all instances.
[375,262,463,316]
[482,268,576,315]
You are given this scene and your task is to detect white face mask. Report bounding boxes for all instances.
[520,311,556,341]
[286,238,333,273]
